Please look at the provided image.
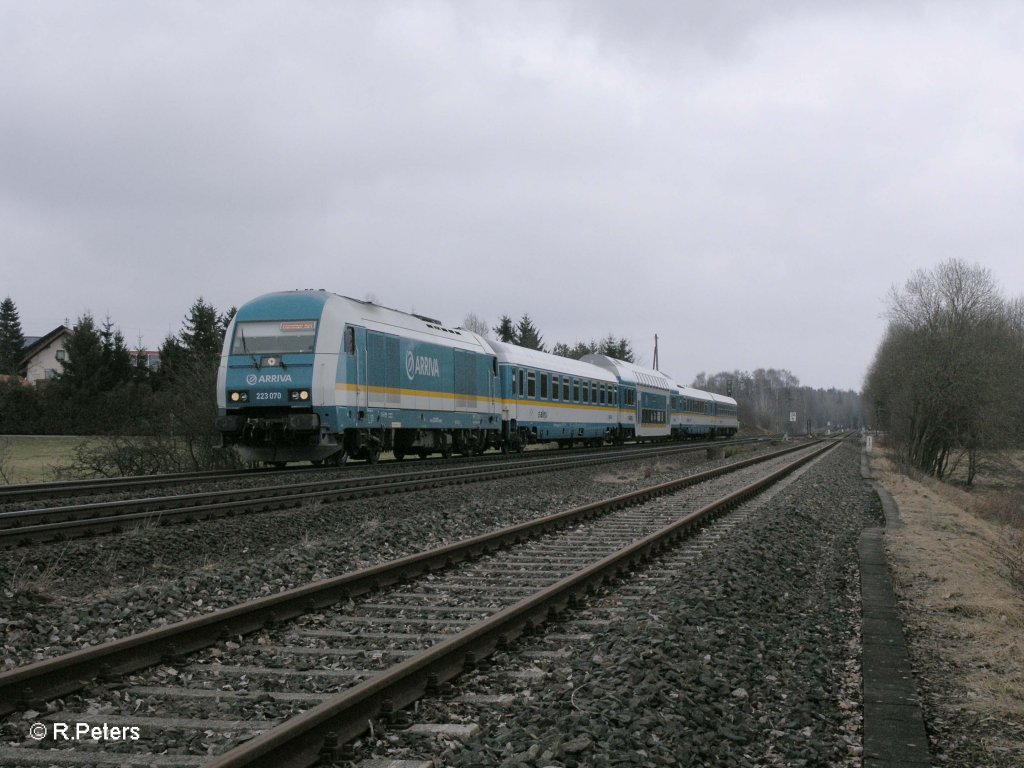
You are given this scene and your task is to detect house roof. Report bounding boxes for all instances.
[19,325,73,366]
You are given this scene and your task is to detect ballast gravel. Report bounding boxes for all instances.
[0,445,734,669]
[360,440,881,767]
[1,440,884,768]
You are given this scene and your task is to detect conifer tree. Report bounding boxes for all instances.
[180,297,225,362]
[493,315,516,343]
[515,314,545,351]
[0,297,26,375]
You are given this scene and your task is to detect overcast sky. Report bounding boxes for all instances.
[3,1,1023,391]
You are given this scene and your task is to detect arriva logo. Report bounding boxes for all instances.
[245,373,294,385]
[406,350,440,380]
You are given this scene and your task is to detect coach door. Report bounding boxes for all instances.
[489,356,498,415]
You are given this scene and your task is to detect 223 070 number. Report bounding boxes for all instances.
[255,392,283,401]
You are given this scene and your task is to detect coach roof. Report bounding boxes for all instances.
[485,340,617,382]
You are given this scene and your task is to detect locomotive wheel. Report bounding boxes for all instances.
[393,450,405,461]
[366,447,380,464]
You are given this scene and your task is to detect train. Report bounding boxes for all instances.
[214,290,739,465]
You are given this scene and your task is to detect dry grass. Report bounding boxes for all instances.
[871,451,1024,759]
[4,545,71,599]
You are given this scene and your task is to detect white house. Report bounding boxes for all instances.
[19,326,73,384]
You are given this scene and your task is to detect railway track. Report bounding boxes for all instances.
[0,438,838,767]
[0,438,759,505]
[0,439,764,546]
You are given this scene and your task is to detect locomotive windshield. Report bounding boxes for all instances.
[231,320,318,355]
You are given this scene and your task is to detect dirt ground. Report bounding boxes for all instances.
[869,448,1024,767]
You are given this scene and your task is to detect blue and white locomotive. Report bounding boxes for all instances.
[215,290,738,465]
[215,291,500,465]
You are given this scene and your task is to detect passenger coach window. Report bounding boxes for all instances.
[563,378,570,401]
[527,371,536,398]
[541,373,548,399]
[600,385,605,405]
[552,376,560,401]
[573,379,580,402]
[518,369,524,397]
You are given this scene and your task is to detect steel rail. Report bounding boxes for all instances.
[206,438,842,768]
[0,440,765,546]
[0,465,290,503]
[0,438,764,504]
[0,440,815,715]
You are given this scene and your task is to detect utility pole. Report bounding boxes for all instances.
[653,334,659,371]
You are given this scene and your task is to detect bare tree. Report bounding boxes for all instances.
[460,312,490,337]
[865,259,1023,483]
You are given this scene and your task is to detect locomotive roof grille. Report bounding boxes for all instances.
[425,323,461,335]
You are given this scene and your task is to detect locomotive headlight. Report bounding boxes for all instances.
[289,389,311,402]
[229,390,250,403]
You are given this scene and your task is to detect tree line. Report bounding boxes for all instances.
[692,368,862,435]
[0,297,236,473]
[864,259,1024,484]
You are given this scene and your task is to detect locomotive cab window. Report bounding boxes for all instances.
[344,326,355,355]
[232,320,318,356]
